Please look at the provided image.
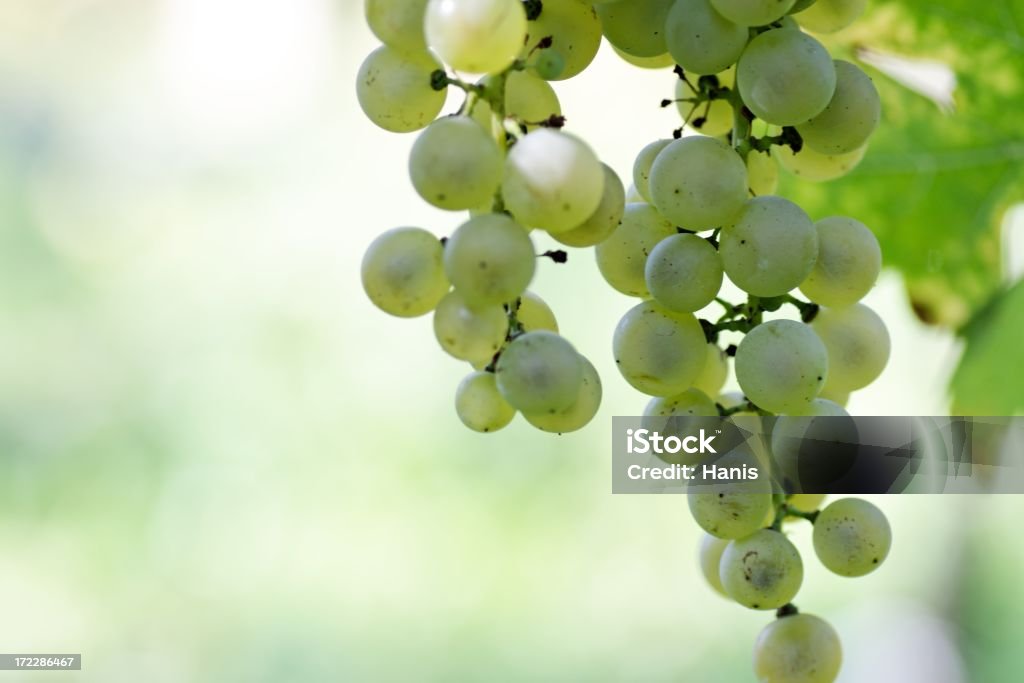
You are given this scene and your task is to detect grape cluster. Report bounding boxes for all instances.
[357,0,893,677]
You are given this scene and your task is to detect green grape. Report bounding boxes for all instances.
[675,66,736,136]
[665,0,748,75]
[818,385,849,407]
[788,493,826,512]
[595,203,676,297]
[746,149,779,196]
[356,46,447,133]
[632,139,672,204]
[362,227,449,317]
[455,371,517,432]
[424,0,527,74]
[795,0,866,33]
[797,61,881,155]
[693,344,729,397]
[495,331,583,413]
[516,291,559,332]
[720,196,818,297]
[596,0,675,58]
[365,0,429,53]
[735,319,828,414]
[643,387,718,425]
[719,529,803,609]
[502,129,605,233]
[813,497,892,577]
[649,136,748,230]
[613,301,708,396]
[525,0,602,80]
[645,233,724,313]
[533,50,566,80]
[409,116,503,211]
[710,0,796,27]
[789,0,817,12]
[799,216,881,307]
[553,164,627,248]
[443,213,536,309]
[812,304,889,393]
[754,613,842,683]
[433,290,509,363]
[699,534,731,596]
[774,141,867,181]
[690,485,774,540]
[505,70,562,125]
[524,355,602,432]
[613,46,676,69]
[737,29,836,125]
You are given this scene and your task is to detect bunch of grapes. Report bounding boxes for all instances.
[357,0,895,678]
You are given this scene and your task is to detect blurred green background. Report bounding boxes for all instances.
[1,1,1023,681]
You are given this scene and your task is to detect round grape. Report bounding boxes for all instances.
[433,290,508,363]
[614,47,676,69]
[689,487,774,540]
[362,227,449,317]
[813,497,892,576]
[794,0,866,33]
[665,0,748,75]
[788,493,826,512]
[613,301,708,396]
[699,534,732,596]
[409,116,503,210]
[774,142,867,181]
[553,163,627,248]
[649,136,748,230]
[799,216,881,307]
[735,319,828,414]
[456,371,517,432]
[719,529,804,609]
[365,0,430,53]
[595,203,676,297]
[443,213,536,309]
[754,613,842,683]
[495,331,583,413]
[746,150,780,196]
[645,233,724,313]
[596,0,675,58]
[812,304,890,393]
[524,0,602,80]
[425,0,527,74]
[356,46,447,133]
[737,29,836,125]
[798,61,881,155]
[693,344,729,397]
[524,355,602,432]
[632,139,672,204]
[516,291,559,332]
[710,0,796,27]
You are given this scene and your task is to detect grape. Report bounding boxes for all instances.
[770,398,855,489]
[632,139,672,204]
[774,141,867,181]
[735,319,828,414]
[443,213,536,309]
[533,50,566,80]
[502,129,605,233]
[719,529,804,609]
[553,164,627,248]
[362,227,449,317]
[614,47,676,70]
[797,61,881,155]
[689,486,773,540]
[365,0,429,53]
[795,0,866,33]
[525,0,602,80]
[788,493,826,512]
[746,150,779,196]
[789,0,817,11]
[455,371,517,432]
[693,344,729,397]
[736,29,836,125]
[643,387,719,426]
[356,46,447,133]
[649,136,748,230]
[516,291,559,332]
[665,0,748,75]
[710,0,796,27]
[645,233,724,313]
[699,534,732,596]
[818,385,849,407]
[753,613,842,683]
[624,184,644,204]
[676,66,736,136]
[495,331,583,413]
[595,0,675,58]
[613,301,708,396]
[799,216,881,307]
[424,0,527,74]
[720,196,818,297]
[472,70,562,133]
[433,290,509,363]
[409,116,503,210]
[524,355,602,432]
[811,304,890,393]
[813,497,892,577]
[595,203,676,297]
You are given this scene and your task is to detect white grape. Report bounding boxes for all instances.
[719,529,804,609]
[425,0,527,74]
[614,47,676,69]
[693,344,729,397]
[788,493,826,512]
[433,290,509,363]
[737,29,836,125]
[362,227,449,317]
[613,301,708,396]
[455,371,517,432]
[699,534,731,596]
[812,304,890,393]
[472,70,563,134]
[735,319,828,414]
[356,46,447,133]
[443,213,536,309]
[676,66,736,136]
[524,355,602,432]
[665,0,748,75]
[689,486,774,540]
[645,233,724,313]
[595,203,677,297]
[595,0,675,57]
[525,0,602,80]
[365,0,430,53]
[553,164,627,248]
[813,497,892,576]
[649,136,748,230]
[799,216,881,307]
[774,141,867,181]
[710,0,796,26]
[495,331,583,413]
[754,613,842,683]
[633,139,672,204]
[643,387,719,426]
[795,0,866,33]
[516,291,559,332]
[798,60,881,155]
[746,149,779,196]
[770,398,852,487]
[409,116,503,210]
[720,196,818,297]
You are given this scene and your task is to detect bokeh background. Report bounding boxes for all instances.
[1,0,1022,680]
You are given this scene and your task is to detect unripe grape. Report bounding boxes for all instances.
[356,46,446,133]
[812,304,890,393]
[799,216,882,307]
[409,116,503,210]
[719,529,803,609]
[455,371,516,432]
[754,613,842,683]
[613,301,708,396]
[443,213,536,309]
[425,0,527,74]
[665,0,748,75]
[813,497,892,576]
[798,61,881,155]
[595,203,676,297]
[433,290,508,363]
[737,29,836,125]
[649,136,748,230]
[553,164,627,248]
[735,320,828,414]
[362,227,449,317]
[645,233,724,313]
[524,355,602,432]
[495,331,583,414]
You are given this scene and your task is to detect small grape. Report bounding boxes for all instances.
[495,331,583,413]
[516,291,559,332]
[665,0,748,75]
[643,387,719,428]
[675,66,736,136]
[524,355,602,432]
[595,203,676,297]
[735,319,828,414]
[737,29,836,125]
[443,213,536,309]
[361,227,449,317]
[553,163,627,248]
[424,0,527,74]
[356,46,446,133]
[649,136,748,230]
[813,497,892,576]
[524,0,602,80]
[746,150,780,196]
[433,290,508,363]
[693,344,729,397]
[699,534,732,596]
[455,371,517,432]
[799,216,882,307]
[788,493,826,512]
[798,61,881,155]
[719,529,804,609]
[596,0,675,58]
[812,304,890,393]
[472,70,562,133]
[753,613,842,683]
[645,233,724,313]
[770,398,857,491]
[689,487,774,540]
[710,0,797,27]
[365,0,430,53]
[409,116,503,210]
[774,142,867,182]
[794,0,866,33]
[613,301,708,396]
[632,139,673,204]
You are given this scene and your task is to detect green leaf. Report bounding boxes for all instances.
[779,0,1024,328]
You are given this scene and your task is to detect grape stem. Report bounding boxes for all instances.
[716,399,768,417]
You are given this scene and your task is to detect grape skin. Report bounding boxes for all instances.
[719,529,804,609]
[774,142,867,181]
[799,216,881,307]
[812,304,890,393]
[710,0,797,27]
[665,0,749,76]
[433,290,509,363]
[409,116,504,211]
[689,487,774,540]
[443,213,536,309]
[595,203,676,297]
[720,196,818,297]
[524,355,602,432]
[553,164,627,248]
[516,291,559,332]
[649,136,748,230]
[495,331,583,414]
[361,227,449,317]
[365,0,430,53]
[613,301,708,396]
[645,233,724,313]
[632,139,672,204]
[614,47,676,69]
[737,29,836,126]
[471,70,563,135]
[699,534,732,596]
[794,0,866,33]
[788,493,826,512]
[813,497,892,577]
[735,319,828,414]
[356,46,447,133]
[524,0,602,81]
[753,613,842,683]
[595,0,675,58]
[746,150,780,196]
[676,66,736,136]
[424,0,527,75]
[797,61,881,155]
[693,344,729,397]
[456,371,517,432]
